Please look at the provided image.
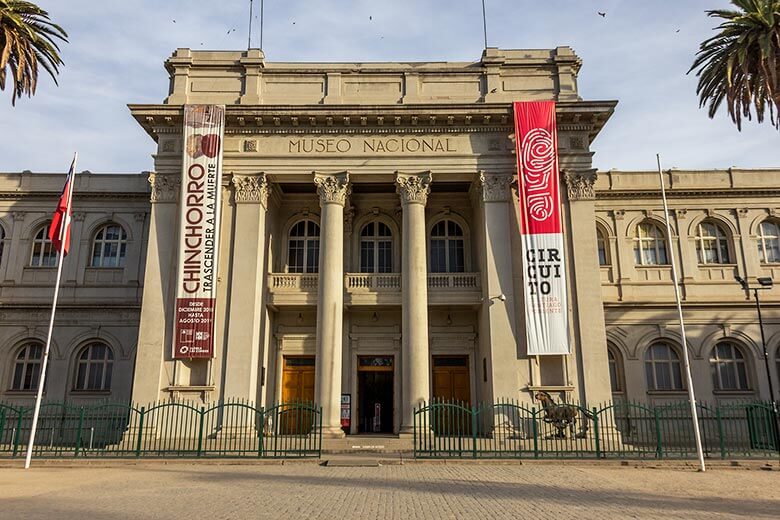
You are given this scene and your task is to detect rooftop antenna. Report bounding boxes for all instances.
[481,0,488,50]
[248,0,254,49]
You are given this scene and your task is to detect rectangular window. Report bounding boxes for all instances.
[430,239,446,273]
[378,241,392,273]
[360,242,374,273]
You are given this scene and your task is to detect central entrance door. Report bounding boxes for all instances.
[357,356,394,433]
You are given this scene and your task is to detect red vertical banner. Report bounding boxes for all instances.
[513,101,570,355]
[173,105,225,359]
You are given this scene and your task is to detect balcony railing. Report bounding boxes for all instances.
[427,273,481,290]
[345,273,401,291]
[268,273,319,291]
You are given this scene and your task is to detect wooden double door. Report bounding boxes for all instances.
[431,356,472,435]
[280,356,315,434]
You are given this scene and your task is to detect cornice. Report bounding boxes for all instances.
[0,192,149,201]
[596,189,780,200]
[129,101,616,141]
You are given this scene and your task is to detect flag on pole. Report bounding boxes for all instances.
[48,155,76,255]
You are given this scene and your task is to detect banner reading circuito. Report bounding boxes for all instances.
[173,104,225,359]
[513,101,570,355]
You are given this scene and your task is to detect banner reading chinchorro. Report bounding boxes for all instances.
[173,105,225,359]
[513,101,570,355]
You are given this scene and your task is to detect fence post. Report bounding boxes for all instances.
[531,406,538,459]
[74,406,85,458]
[135,406,145,458]
[0,408,6,453]
[197,406,206,457]
[318,405,323,458]
[471,404,477,459]
[593,407,600,459]
[654,407,663,459]
[413,403,417,458]
[715,405,726,460]
[12,409,24,458]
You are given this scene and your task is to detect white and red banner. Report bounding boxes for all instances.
[513,101,570,355]
[173,105,225,359]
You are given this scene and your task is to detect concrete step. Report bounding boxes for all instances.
[322,435,413,454]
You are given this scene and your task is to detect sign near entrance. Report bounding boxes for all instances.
[340,394,351,429]
[513,101,570,355]
[173,104,225,359]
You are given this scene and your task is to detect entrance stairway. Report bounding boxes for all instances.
[322,434,413,456]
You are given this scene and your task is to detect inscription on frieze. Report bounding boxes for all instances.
[288,136,457,154]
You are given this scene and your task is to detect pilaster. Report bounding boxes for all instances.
[223,174,271,401]
[475,172,518,403]
[131,173,179,405]
[562,168,612,405]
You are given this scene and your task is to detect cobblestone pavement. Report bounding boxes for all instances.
[1,462,779,519]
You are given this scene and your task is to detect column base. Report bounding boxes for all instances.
[321,426,346,439]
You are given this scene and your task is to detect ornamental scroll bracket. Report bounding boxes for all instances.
[232,174,271,207]
[313,171,351,207]
[562,169,598,201]
[395,171,432,205]
[148,173,180,203]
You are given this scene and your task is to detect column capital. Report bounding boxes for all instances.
[232,174,271,207]
[562,168,598,201]
[313,171,351,206]
[396,171,432,205]
[148,173,180,203]
[476,171,514,202]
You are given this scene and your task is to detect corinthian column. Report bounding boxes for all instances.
[396,171,432,433]
[313,171,350,438]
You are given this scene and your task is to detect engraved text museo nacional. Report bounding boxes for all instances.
[288,136,457,154]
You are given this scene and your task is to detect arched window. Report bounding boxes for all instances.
[634,221,668,266]
[644,342,684,391]
[360,221,393,273]
[710,342,750,391]
[287,220,320,273]
[597,227,609,266]
[73,342,114,391]
[11,342,43,391]
[30,223,57,267]
[758,220,780,264]
[695,221,731,264]
[91,224,128,267]
[607,345,624,393]
[430,219,465,273]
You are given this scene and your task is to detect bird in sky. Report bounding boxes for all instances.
[172,19,176,23]
[369,16,372,21]
[598,12,606,17]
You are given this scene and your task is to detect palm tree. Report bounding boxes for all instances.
[689,0,780,130]
[0,0,67,105]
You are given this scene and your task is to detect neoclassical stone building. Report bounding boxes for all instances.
[1,47,778,439]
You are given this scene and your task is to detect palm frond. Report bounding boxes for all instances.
[689,0,780,130]
[0,0,67,105]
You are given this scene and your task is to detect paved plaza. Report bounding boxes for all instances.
[1,461,779,519]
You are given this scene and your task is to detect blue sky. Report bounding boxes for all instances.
[0,0,777,173]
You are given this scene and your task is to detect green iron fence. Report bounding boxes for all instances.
[414,398,779,459]
[0,399,321,459]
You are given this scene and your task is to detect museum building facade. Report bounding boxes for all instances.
[0,48,778,438]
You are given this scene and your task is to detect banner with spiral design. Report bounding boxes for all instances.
[514,101,570,355]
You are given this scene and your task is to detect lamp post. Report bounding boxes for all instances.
[735,275,779,455]
[735,276,776,408]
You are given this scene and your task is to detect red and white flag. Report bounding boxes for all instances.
[513,101,570,355]
[48,154,77,256]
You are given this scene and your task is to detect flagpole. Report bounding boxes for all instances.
[248,0,254,49]
[481,0,488,50]
[24,153,77,470]
[657,154,705,472]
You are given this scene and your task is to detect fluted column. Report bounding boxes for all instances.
[313,171,350,438]
[223,174,270,402]
[396,171,432,433]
